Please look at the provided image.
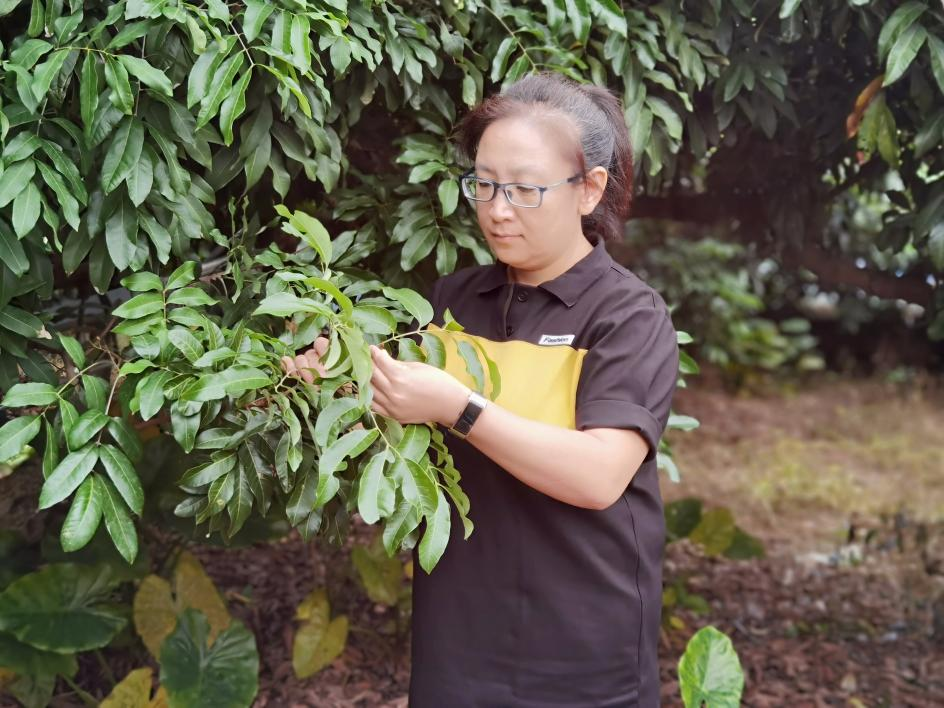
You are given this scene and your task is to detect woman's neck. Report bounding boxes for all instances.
[508,237,595,287]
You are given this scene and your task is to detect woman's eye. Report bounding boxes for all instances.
[511,185,538,196]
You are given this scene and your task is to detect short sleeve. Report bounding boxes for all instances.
[575,302,679,462]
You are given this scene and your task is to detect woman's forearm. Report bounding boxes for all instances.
[460,400,649,510]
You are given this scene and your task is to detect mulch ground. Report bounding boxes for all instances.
[9,375,944,707]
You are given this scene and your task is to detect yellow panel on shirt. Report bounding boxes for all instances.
[427,324,587,430]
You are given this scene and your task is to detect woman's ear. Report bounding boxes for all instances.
[579,166,608,215]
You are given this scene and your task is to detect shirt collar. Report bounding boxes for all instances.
[475,238,611,307]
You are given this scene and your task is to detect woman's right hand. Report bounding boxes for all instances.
[280,336,330,384]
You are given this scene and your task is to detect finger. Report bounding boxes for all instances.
[370,361,392,396]
[281,355,298,377]
[294,355,316,384]
[370,345,401,378]
[314,336,329,359]
[369,393,391,418]
[302,350,328,378]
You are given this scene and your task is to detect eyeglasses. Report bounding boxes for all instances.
[459,171,584,208]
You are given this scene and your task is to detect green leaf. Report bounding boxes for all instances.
[242,0,274,42]
[381,500,421,556]
[352,305,397,335]
[2,382,58,407]
[927,35,944,94]
[437,179,459,217]
[382,286,434,327]
[168,328,204,363]
[564,0,591,45]
[0,305,43,338]
[136,371,171,424]
[314,398,364,447]
[104,56,134,114]
[490,36,515,82]
[883,24,927,86]
[0,631,77,679]
[778,0,802,19]
[166,287,218,307]
[99,475,138,564]
[126,148,154,206]
[401,227,437,270]
[117,55,173,95]
[723,527,766,560]
[160,609,259,708]
[0,563,125,651]
[227,464,254,537]
[678,626,745,708]
[114,292,164,319]
[302,276,352,314]
[421,332,446,369]
[292,613,348,679]
[11,180,41,237]
[589,0,626,37]
[102,116,145,193]
[98,443,144,515]
[181,367,270,403]
[107,417,143,462]
[0,159,36,208]
[104,197,139,270]
[0,415,41,463]
[166,261,197,290]
[179,451,237,487]
[456,340,484,393]
[80,53,99,138]
[276,205,333,264]
[418,488,450,573]
[74,384,105,422]
[31,49,70,101]
[66,409,109,450]
[351,538,400,604]
[219,69,252,146]
[357,452,390,525]
[39,446,98,509]
[665,497,703,542]
[689,507,736,556]
[121,272,163,292]
[253,292,331,318]
[877,1,926,63]
[61,474,104,552]
[196,53,245,129]
[0,218,29,275]
[317,428,380,506]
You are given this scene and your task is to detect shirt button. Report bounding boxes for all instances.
[516,291,528,302]
[505,325,514,336]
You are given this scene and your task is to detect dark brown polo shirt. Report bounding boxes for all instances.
[410,237,679,707]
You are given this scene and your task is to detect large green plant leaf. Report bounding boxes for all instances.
[0,563,126,652]
[678,626,744,708]
[159,609,259,708]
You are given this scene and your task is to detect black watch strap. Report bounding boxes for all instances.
[448,391,488,439]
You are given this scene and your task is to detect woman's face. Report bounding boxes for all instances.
[473,115,602,273]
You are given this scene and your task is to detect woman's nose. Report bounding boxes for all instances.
[488,190,516,219]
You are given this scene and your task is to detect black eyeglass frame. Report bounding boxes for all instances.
[458,170,584,208]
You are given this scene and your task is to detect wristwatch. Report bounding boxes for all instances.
[447,391,488,439]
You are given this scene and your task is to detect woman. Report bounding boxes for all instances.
[285,73,679,707]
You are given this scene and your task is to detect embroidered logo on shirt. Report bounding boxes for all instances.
[538,334,575,346]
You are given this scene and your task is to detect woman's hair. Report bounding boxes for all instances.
[454,72,634,244]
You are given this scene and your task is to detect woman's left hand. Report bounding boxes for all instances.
[369,344,470,427]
